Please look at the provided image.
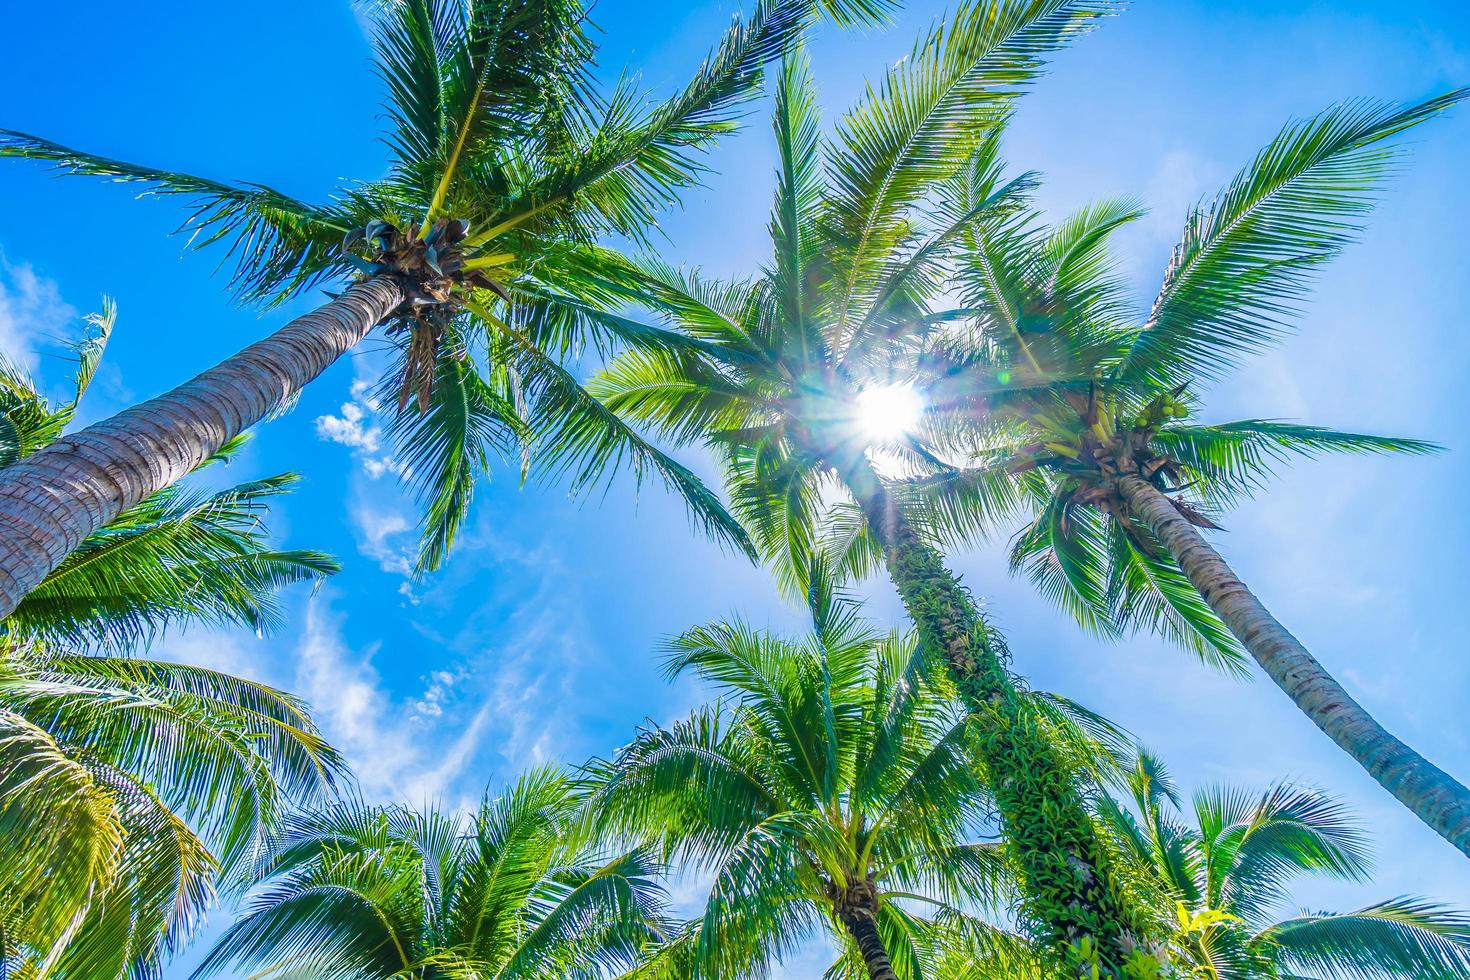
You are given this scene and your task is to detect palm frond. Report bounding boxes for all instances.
[484,305,755,560]
[0,130,359,304]
[489,0,811,243]
[379,336,525,574]
[769,49,826,353]
[1194,781,1370,918]
[379,0,598,221]
[0,352,69,465]
[1120,89,1469,387]
[1154,420,1440,504]
[1008,490,1117,637]
[8,474,338,651]
[1262,897,1470,980]
[590,347,758,448]
[824,0,1112,332]
[583,707,781,866]
[191,862,418,978]
[0,706,124,956]
[72,297,116,406]
[43,767,216,979]
[1104,521,1251,675]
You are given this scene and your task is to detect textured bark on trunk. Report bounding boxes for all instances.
[839,910,899,980]
[1116,474,1470,858]
[0,275,405,620]
[838,454,1148,974]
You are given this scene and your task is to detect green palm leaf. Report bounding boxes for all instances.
[379,332,526,574]
[0,130,358,305]
[489,305,756,560]
[584,612,1065,980]
[1120,89,1470,388]
[1100,753,1470,979]
[1154,420,1440,504]
[198,770,670,979]
[1262,898,1470,980]
[8,473,339,651]
[825,0,1113,334]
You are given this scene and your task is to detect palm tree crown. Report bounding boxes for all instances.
[0,0,841,575]
[585,614,1101,979]
[1101,751,1470,979]
[195,768,670,979]
[587,5,1166,968]
[882,90,1470,855]
[893,94,1462,666]
[589,0,1110,605]
[929,753,1470,979]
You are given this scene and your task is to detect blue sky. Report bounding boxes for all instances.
[3,0,1469,974]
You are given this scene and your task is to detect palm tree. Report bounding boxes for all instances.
[0,307,344,975]
[925,753,1470,979]
[584,613,1113,980]
[1098,751,1470,979]
[1,645,345,977]
[587,6,1161,969]
[0,0,837,618]
[0,300,339,650]
[194,768,669,979]
[895,94,1470,856]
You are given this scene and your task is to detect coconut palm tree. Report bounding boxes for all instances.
[0,302,339,652]
[1,644,345,977]
[924,753,1470,979]
[1098,751,1470,979]
[0,0,836,619]
[194,768,668,979]
[584,613,1116,980]
[587,6,1162,968]
[0,308,344,975]
[892,93,1470,856]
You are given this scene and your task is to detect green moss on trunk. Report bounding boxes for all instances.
[846,461,1158,976]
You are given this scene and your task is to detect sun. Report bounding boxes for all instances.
[855,382,925,444]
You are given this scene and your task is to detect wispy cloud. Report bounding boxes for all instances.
[409,665,469,720]
[153,604,501,811]
[0,259,75,370]
[152,629,261,680]
[294,595,493,804]
[350,498,416,577]
[435,530,612,776]
[484,618,574,773]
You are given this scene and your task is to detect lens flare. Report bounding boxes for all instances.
[855,383,924,443]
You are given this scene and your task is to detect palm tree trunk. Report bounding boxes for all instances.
[838,455,1152,975]
[0,275,404,620]
[1115,473,1470,858]
[838,910,899,980]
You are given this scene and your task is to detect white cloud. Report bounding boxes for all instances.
[405,702,494,806]
[153,629,266,681]
[295,596,491,804]
[350,500,415,577]
[409,666,468,720]
[315,401,381,452]
[314,378,406,480]
[485,625,570,773]
[152,603,499,810]
[0,260,75,369]
[438,534,600,774]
